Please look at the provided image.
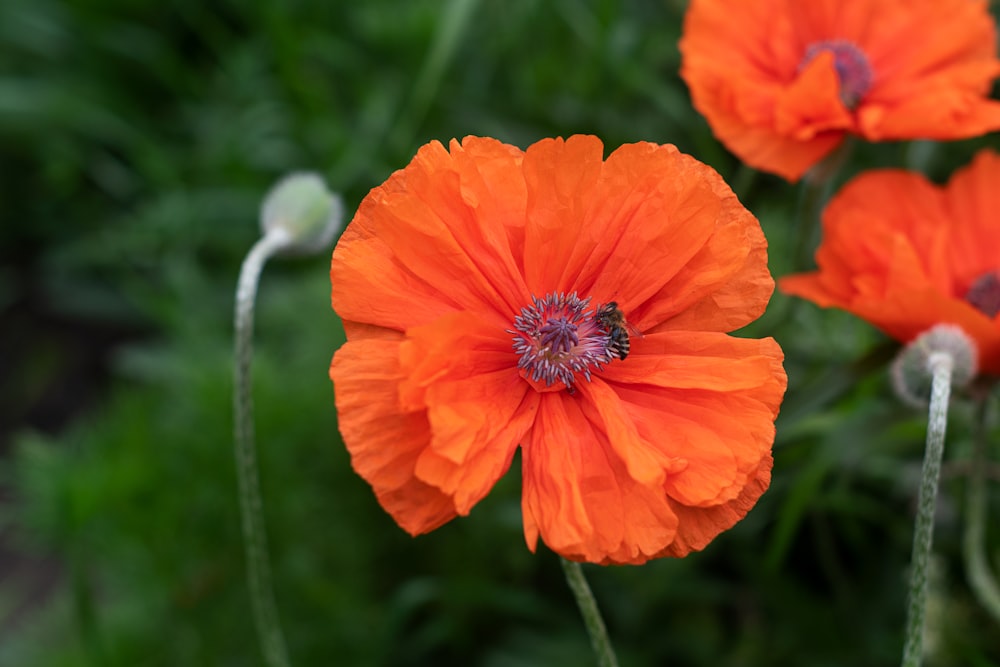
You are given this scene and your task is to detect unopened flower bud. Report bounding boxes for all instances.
[891,324,978,407]
[260,172,344,256]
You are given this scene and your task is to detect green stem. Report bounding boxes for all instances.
[792,138,854,272]
[388,0,479,153]
[791,173,827,270]
[904,140,938,174]
[234,229,293,667]
[963,397,1000,622]
[71,551,108,666]
[901,352,953,667]
[560,558,620,667]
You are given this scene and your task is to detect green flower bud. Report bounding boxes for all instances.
[260,172,344,256]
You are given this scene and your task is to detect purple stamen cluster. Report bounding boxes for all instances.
[800,39,873,109]
[510,292,615,389]
[966,270,1000,318]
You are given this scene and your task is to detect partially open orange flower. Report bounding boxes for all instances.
[329,135,786,565]
[680,0,1000,182]
[781,149,1000,374]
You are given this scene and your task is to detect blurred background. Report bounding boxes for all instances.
[1,0,999,665]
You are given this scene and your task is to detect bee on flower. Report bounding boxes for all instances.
[329,135,786,565]
[594,301,642,361]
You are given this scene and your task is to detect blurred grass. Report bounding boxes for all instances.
[1,0,999,665]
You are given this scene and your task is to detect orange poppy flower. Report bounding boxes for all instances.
[679,0,1000,182]
[329,135,786,565]
[781,149,1000,374]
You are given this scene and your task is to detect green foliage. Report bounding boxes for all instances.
[2,0,1000,665]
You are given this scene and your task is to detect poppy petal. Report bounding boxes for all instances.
[521,138,721,309]
[330,336,457,535]
[520,135,605,293]
[332,137,530,332]
[781,149,1000,372]
[638,180,773,334]
[681,0,1000,181]
[774,51,853,139]
[399,312,539,515]
[330,134,785,562]
[597,334,784,507]
[600,332,785,393]
[944,151,1000,284]
[587,144,724,309]
[521,392,681,565]
[659,456,773,558]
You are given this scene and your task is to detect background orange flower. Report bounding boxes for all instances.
[330,135,786,565]
[680,0,1000,181]
[781,149,1000,373]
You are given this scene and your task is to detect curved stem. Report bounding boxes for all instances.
[963,397,1000,622]
[560,558,620,667]
[901,352,953,667]
[234,229,293,667]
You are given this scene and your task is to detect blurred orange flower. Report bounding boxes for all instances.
[679,0,1000,182]
[329,135,786,565]
[781,149,1000,373]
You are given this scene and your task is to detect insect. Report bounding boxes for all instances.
[594,301,642,360]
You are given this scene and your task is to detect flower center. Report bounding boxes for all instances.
[965,270,1000,318]
[800,39,872,109]
[509,292,615,390]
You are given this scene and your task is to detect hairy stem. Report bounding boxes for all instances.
[963,397,1000,622]
[234,229,293,667]
[901,351,953,667]
[560,558,620,667]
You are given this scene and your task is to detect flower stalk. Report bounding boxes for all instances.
[560,558,621,667]
[963,396,1000,623]
[233,172,341,667]
[793,138,852,271]
[901,351,953,667]
[234,228,294,667]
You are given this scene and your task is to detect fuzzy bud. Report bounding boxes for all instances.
[891,324,978,407]
[260,172,344,256]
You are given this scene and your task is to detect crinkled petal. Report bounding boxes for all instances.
[520,392,681,565]
[659,456,773,558]
[331,137,530,332]
[573,379,683,488]
[521,138,723,313]
[520,135,605,293]
[638,174,773,334]
[599,332,785,392]
[400,312,539,515]
[520,330,783,564]
[329,336,457,535]
[600,333,785,507]
[330,133,786,563]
